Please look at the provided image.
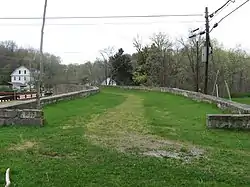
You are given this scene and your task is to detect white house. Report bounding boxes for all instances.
[9,66,35,90]
[101,77,117,86]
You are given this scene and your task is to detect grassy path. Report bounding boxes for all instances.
[0,88,249,186]
[85,94,150,151]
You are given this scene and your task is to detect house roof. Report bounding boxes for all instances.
[10,66,29,76]
[10,66,39,76]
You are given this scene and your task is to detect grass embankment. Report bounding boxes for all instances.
[0,87,250,186]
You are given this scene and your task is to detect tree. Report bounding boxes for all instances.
[132,36,149,85]
[99,46,115,85]
[110,48,133,85]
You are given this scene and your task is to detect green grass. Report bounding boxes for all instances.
[1,88,250,186]
[233,97,250,105]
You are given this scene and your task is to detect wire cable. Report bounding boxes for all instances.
[0,14,203,20]
[0,20,204,27]
[211,0,235,16]
[217,0,249,24]
[210,0,234,21]
[190,0,235,36]
[210,0,249,33]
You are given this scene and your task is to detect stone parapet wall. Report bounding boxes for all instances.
[117,86,250,130]
[119,86,250,114]
[1,87,99,109]
[0,109,43,127]
[53,84,89,95]
[0,87,99,126]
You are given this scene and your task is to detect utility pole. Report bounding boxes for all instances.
[189,28,200,92]
[37,0,48,109]
[100,53,107,85]
[204,7,210,94]
[196,40,199,92]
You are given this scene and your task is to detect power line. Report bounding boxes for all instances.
[210,0,249,32]
[210,0,235,18]
[0,20,204,27]
[0,14,203,20]
[209,0,235,21]
[217,0,249,24]
[189,0,235,37]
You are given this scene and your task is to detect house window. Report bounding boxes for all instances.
[24,70,27,74]
[24,77,26,81]
[19,77,21,81]
[14,76,16,81]
[19,70,21,74]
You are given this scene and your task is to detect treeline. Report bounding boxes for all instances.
[0,32,249,96]
[0,40,103,89]
[99,33,250,97]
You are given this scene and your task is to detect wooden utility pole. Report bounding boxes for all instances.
[37,0,48,109]
[204,7,210,94]
[196,40,199,92]
[189,29,200,92]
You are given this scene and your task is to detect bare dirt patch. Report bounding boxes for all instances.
[85,94,204,161]
[9,141,36,151]
[143,147,204,162]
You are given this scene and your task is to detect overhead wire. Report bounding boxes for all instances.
[217,0,249,24]
[189,0,235,37]
[0,20,204,27]
[210,0,235,17]
[210,0,249,33]
[209,0,234,21]
[0,14,203,20]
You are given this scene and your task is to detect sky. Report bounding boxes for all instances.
[0,0,249,64]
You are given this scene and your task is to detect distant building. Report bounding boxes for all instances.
[9,66,36,90]
[101,77,117,86]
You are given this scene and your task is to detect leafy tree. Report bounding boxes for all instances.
[110,48,133,85]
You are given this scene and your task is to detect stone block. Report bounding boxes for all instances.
[3,118,44,126]
[0,109,18,118]
[19,109,43,119]
[207,114,250,130]
[0,118,6,126]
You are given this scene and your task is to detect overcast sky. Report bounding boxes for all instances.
[0,0,249,64]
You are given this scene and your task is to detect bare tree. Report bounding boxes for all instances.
[150,32,172,51]
[133,34,143,52]
[99,46,115,85]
